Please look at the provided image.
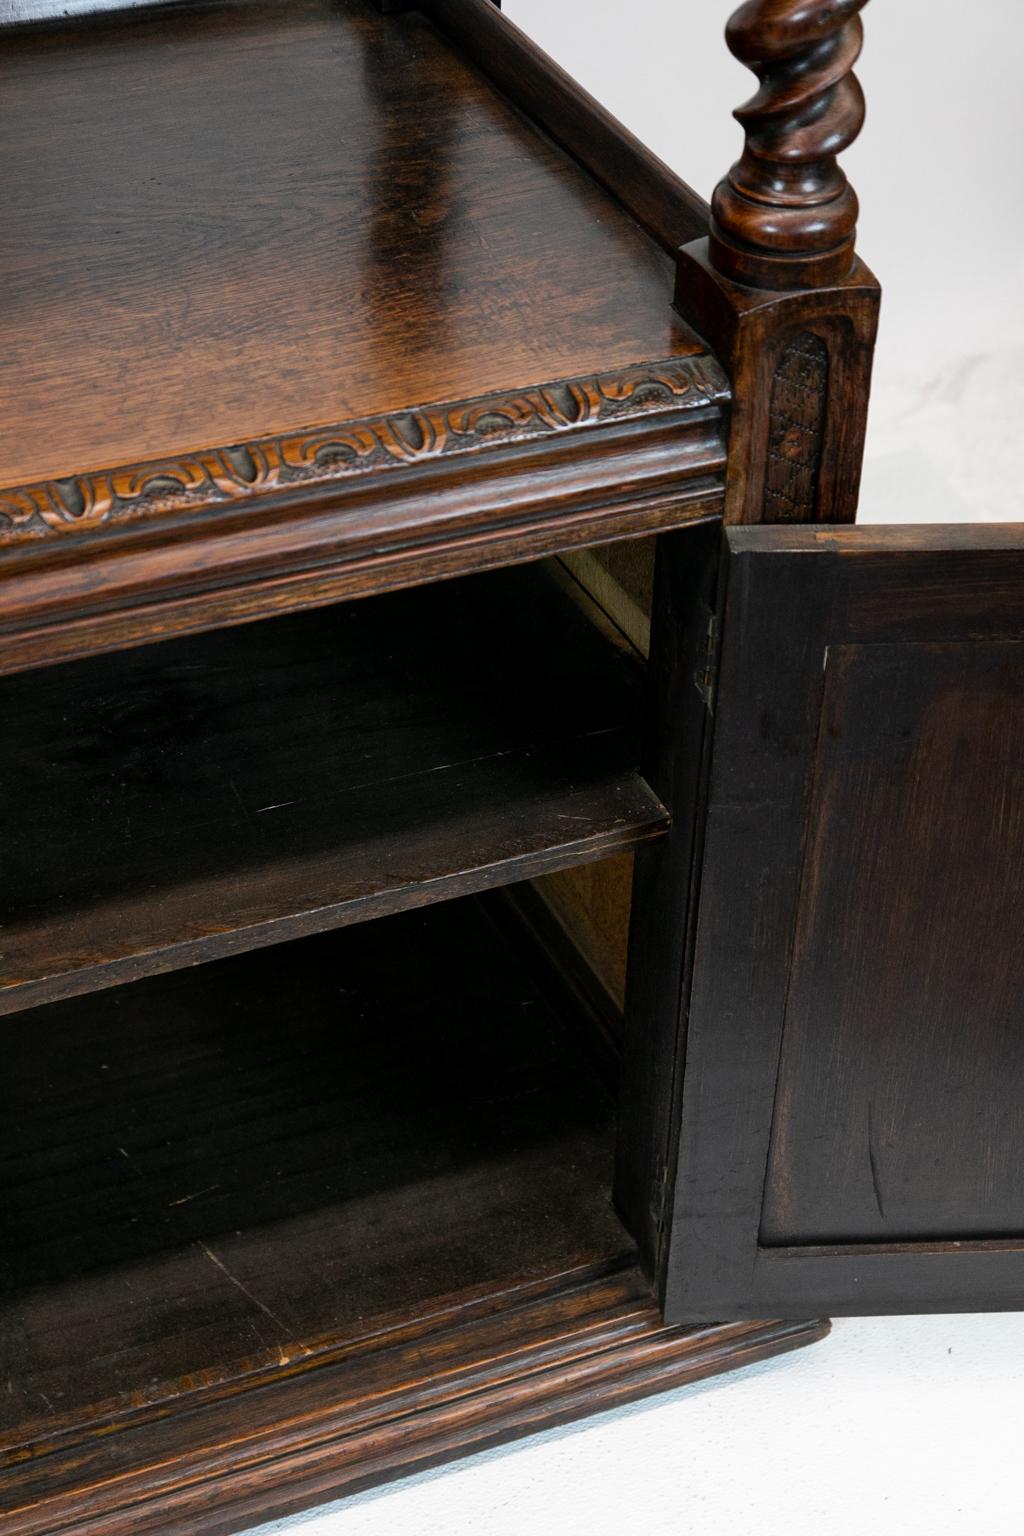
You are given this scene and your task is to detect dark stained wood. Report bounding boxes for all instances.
[4,1267,823,1536]
[659,525,1024,1320]
[491,880,626,1092]
[0,0,705,489]
[528,852,637,1014]
[0,411,727,675]
[0,563,667,1017]
[669,4,879,531]
[0,896,827,1536]
[425,0,709,253]
[709,0,870,291]
[613,523,724,1284]
[0,2,852,1523]
[0,0,732,676]
[761,640,1024,1246]
[0,357,726,555]
[763,333,830,520]
[674,241,879,527]
[1,899,619,1437]
[0,0,731,676]
[0,356,727,678]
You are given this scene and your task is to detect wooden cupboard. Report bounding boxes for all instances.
[3,1,1018,1531]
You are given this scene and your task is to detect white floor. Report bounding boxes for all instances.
[249,6,1024,1531]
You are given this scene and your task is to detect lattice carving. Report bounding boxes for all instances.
[764,332,829,521]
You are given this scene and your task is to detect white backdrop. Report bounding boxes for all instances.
[507,0,1024,527]
[255,6,1024,1533]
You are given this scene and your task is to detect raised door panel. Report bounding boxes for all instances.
[657,525,1024,1320]
[761,639,1024,1247]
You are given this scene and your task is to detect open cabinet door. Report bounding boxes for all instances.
[618,524,1024,1322]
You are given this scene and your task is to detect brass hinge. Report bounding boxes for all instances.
[694,612,718,715]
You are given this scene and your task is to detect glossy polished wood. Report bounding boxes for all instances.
[0,3,844,1525]
[0,348,728,677]
[426,0,708,253]
[672,0,878,532]
[0,0,729,676]
[0,0,704,489]
[709,0,870,289]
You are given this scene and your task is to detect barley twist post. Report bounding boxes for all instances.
[710,0,869,289]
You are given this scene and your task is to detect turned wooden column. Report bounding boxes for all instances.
[676,0,879,524]
[711,0,868,290]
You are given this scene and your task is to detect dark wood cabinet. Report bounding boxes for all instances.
[1,0,1017,1531]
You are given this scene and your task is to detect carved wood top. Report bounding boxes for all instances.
[0,353,729,675]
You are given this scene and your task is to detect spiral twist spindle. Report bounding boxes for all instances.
[710,0,870,289]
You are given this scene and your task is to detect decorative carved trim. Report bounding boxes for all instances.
[0,356,728,546]
[710,0,870,289]
[764,332,829,522]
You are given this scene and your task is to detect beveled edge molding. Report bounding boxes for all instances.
[0,355,729,547]
[1,1257,827,1536]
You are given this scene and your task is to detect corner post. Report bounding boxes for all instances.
[676,0,879,525]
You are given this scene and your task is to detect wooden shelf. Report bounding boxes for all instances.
[0,0,705,492]
[0,895,824,1536]
[0,0,727,672]
[1,563,667,1017]
[1,898,621,1440]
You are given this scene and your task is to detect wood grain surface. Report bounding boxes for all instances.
[1,898,620,1440]
[762,639,1024,1244]
[662,525,1024,1319]
[709,0,870,289]
[0,0,704,489]
[0,895,827,1534]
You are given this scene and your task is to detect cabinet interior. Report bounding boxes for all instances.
[1,541,665,1457]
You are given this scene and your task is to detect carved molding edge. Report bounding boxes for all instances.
[0,355,729,546]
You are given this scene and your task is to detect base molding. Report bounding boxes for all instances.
[2,1258,826,1536]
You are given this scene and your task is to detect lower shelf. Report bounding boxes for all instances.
[1,896,825,1535]
[6,1266,826,1536]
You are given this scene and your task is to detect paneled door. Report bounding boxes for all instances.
[618,525,1024,1320]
